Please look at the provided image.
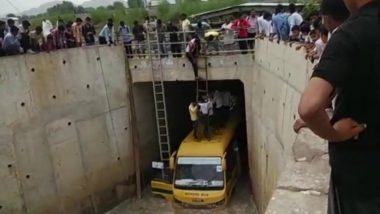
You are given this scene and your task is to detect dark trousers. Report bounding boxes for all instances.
[199,114,210,138]
[248,33,256,50]
[99,36,107,45]
[328,173,380,214]
[186,53,198,78]
[124,41,133,58]
[20,35,31,53]
[85,36,95,46]
[192,120,199,138]
[171,43,181,57]
[238,36,248,54]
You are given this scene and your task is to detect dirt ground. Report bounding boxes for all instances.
[107,175,258,214]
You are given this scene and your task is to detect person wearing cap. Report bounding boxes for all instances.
[298,0,380,212]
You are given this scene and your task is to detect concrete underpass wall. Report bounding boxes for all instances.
[248,40,328,213]
[0,46,137,213]
[131,39,329,214]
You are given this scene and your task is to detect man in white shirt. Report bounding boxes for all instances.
[258,12,273,37]
[181,13,191,32]
[42,19,53,38]
[198,98,214,138]
[221,19,234,50]
[288,3,303,36]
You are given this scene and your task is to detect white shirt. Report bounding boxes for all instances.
[186,38,196,53]
[288,12,303,35]
[221,23,234,45]
[199,100,213,115]
[258,17,272,36]
[182,19,191,32]
[314,38,326,58]
[42,20,53,37]
[246,16,258,33]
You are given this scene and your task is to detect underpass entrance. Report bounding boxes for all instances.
[109,80,257,213]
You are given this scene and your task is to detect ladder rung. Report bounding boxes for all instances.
[157,101,164,103]
[198,89,208,92]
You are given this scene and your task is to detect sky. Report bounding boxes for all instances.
[0,0,87,15]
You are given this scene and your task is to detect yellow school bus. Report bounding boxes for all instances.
[151,114,242,209]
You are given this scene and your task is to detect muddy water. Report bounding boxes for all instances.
[107,175,258,214]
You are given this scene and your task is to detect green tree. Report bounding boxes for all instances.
[302,0,319,19]
[47,1,75,14]
[76,6,86,14]
[113,1,126,10]
[158,0,170,18]
[128,0,144,8]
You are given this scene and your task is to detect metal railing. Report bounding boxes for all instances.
[1,30,256,57]
[117,30,256,58]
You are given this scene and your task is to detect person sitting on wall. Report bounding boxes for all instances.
[189,102,200,139]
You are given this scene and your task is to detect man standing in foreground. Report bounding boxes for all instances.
[298,0,380,212]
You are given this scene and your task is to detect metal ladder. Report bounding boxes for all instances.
[196,45,211,138]
[196,45,209,102]
[147,28,171,180]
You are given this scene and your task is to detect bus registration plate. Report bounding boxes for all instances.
[192,198,204,203]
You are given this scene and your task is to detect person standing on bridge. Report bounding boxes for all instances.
[288,3,303,37]
[118,21,133,58]
[272,4,290,42]
[231,13,251,54]
[72,18,84,47]
[82,17,96,46]
[246,10,259,50]
[298,0,380,212]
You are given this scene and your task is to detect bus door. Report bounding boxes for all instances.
[151,151,177,200]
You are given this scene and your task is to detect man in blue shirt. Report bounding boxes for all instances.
[2,26,20,55]
[272,4,290,42]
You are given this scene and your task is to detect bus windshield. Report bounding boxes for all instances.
[174,157,224,190]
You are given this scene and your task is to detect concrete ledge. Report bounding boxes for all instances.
[266,129,330,214]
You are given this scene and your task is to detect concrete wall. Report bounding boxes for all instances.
[0,46,136,214]
[251,40,328,213]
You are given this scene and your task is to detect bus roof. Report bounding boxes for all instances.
[177,114,240,157]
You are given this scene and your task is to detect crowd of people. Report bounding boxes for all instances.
[0,2,348,61]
